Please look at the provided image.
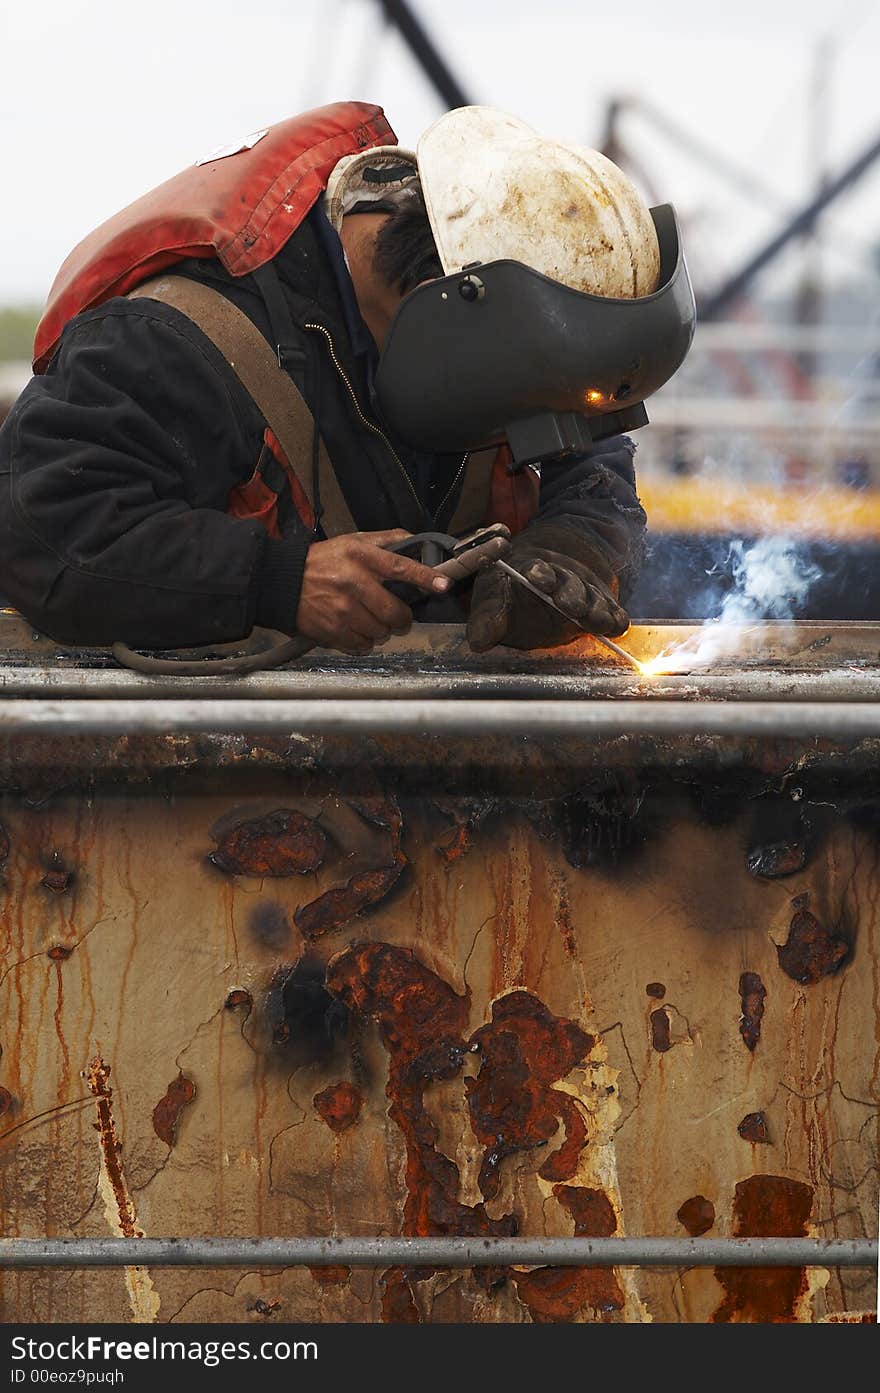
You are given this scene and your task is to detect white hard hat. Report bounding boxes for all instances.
[416,106,660,299]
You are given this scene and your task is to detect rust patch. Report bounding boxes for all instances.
[537,1095,589,1184]
[0,1086,13,1117]
[326,943,514,1243]
[248,1298,282,1315]
[87,1058,140,1238]
[210,809,326,877]
[309,1266,350,1287]
[738,1111,770,1144]
[465,991,595,1199]
[46,944,73,961]
[645,981,666,999]
[225,988,253,1011]
[313,1081,363,1133]
[381,1268,420,1322]
[295,797,406,940]
[295,862,404,940]
[151,1072,196,1147]
[555,881,578,959]
[777,902,849,984]
[713,1174,814,1323]
[650,1006,671,1052]
[677,1195,715,1236]
[41,862,72,893]
[432,797,496,864]
[738,972,766,1051]
[513,1186,623,1323]
[747,840,807,878]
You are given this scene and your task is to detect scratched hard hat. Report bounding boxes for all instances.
[417,105,661,299]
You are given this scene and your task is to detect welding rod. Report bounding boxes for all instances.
[494,559,642,672]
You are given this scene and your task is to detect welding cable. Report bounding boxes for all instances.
[111,632,319,677]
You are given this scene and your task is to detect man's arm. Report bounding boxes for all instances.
[467,437,647,651]
[0,300,450,652]
[0,301,309,646]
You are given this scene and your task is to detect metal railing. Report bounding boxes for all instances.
[0,1237,875,1269]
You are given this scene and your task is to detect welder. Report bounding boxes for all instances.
[0,103,694,659]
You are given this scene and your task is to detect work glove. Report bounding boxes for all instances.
[467,521,630,652]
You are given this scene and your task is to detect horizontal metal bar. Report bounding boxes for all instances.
[2,666,880,703]
[0,1237,874,1269]
[0,665,874,702]
[3,698,880,740]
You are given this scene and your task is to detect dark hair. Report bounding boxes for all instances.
[373,188,443,296]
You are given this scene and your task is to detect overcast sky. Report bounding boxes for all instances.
[3,0,880,308]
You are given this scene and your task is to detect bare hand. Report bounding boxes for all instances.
[296,530,451,654]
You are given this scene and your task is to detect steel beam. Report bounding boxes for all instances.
[377,0,472,109]
[701,128,880,320]
[3,697,880,739]
[0,1236,874,1269]
[1,665,880,702]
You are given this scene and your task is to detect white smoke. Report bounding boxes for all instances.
[648,535,822,672]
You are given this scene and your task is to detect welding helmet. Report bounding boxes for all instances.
[372,106,696,466]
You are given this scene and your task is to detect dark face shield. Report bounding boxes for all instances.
[374,204,696,467]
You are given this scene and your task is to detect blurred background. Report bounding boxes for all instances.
[3,0,880,618]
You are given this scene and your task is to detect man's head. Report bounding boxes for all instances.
[330,105,695,451]
[337,193,442,351]
[372,189,443,297]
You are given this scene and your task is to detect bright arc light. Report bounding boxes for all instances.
[637,655,669,678]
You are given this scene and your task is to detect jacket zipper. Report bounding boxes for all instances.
[304,321,423,517]
[436,451,471,523]
[305,321,469,528]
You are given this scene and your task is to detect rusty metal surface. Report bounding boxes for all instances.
[1,614,878,1324]
[0,762,878,1325]
[3,615,880,686]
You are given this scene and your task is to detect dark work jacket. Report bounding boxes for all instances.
[0,212,647,647]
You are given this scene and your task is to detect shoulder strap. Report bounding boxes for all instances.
[127,274,358,537]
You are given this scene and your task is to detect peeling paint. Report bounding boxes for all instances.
[677,1194,715,1236]
[738,972,766,1052]
[512,1186,624,1322]
[650,1007,671,1052]
[309,1266,351,1287]
[313,1081,362,1133]
[295,797,406,940]
[210,809,326,877]
[738,1111,770,1144]
[777,901,850,984]
[381,1267,420,1322]
[327,942,514,1244]
[151,1072,196,1146]
[466,991,595,1198]
[713,1175,821,1323]
[87,1057,160,1324]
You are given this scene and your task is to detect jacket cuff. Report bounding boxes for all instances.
[253,536,311,635]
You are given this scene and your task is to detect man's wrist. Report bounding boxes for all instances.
[254,536,312,635]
